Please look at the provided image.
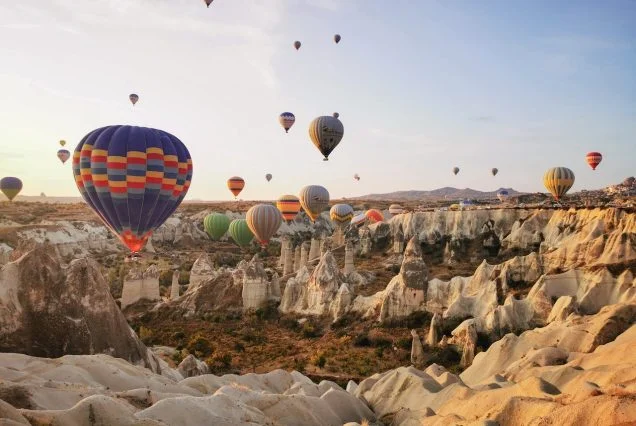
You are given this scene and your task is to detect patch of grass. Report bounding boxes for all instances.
[186,333,214,358]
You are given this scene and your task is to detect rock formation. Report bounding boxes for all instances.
[241,255,272,310]
[309,238,320,262]
[283,239,294,276]
[343,240,355,276]
[120,264,161,309]
[410,329,425,367]
[293,245,301,272]
[0,354,376,426]
[170,270,180,300]
[174,269,242,316]
[426,312,440,347]
[177,354,210,378]
[356,305,636,424]
[300,241,309,269]
[188,253,216,292]
[0,245,165,374]
[151,216,208,247]
[378,236,428,321]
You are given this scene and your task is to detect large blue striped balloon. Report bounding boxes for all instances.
[72,125,193,253]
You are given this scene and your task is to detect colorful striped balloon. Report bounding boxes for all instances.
[330,204,354,227]
[279,112,295,133]
[388,204,404,215]
[227,176,245,199]
[299,185,329,222]
[308,116,344,161]
[586,152,602,170]
[228,219,254,247]
[365,209,384,223]
[72,125,193,253]
[543,167,575,201]
[246,204,282,246]
[0,177,23,201]
[276,194,301,222]
[57,149,71,164]
[351,213,367,227]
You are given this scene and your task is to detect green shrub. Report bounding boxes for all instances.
[313,354,327,368]
[186,333,214,358]
[301,321,319,338]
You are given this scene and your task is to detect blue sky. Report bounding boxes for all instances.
[0,0,634,200]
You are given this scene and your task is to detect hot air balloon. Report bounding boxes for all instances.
[72,125,193,253]
[459,199,474,210]
[265,173,272,182]
[365,209,384,223]
[586,152,602,170]
[227,176,245,199]
[334,34,341,43]
[294,41,301,50]
[354,173,360,181]
[330,204,354,227]
[246,204,282,247]
[203,213,230,240]
[497,189,509,203]
[129,94,139,106]
[299,185,329,222]
[333,112,339,118]
[492,168,499,176]
[453,167,460,175]
[308,115,344,161]
[228,219,254,247]
[57,149,71,164]
[351,213,367,227]
[388,204,404,215]
[279,112,295,133]
[0,177,23,201]
[276,194,301,222]
[204,0,213,7]
[59,140,66,147]
[543,167,575,201]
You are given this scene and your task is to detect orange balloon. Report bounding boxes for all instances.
[365,209,384,223]
[227,176,245,199]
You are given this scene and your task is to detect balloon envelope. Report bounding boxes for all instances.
[333,112,339,118]
[365,209,384,223]
[57,149,71,164]
[334,34,341,43]
[353,173,360,181]
[453,167,460,175]
[492,168,498,176]
[388,204,404,215]
[228,219,254,247]
[265,173,272,182]
[330,204,354,227]
[294,41,301,50]
[204,0,213,7]
[279,112,295,133]
[586,152,602,170]
[0,177,23,201]
[276,194,301,222]
[497,190,509,203]
[308,116,344,161]
[351,213,367,227]
[246,204,282,246]
[204,213,230,240]
[543,167,575,201]
[227,176,245,198]
[59,140,66,147]
[72,125,193,253]
[129,94,139,105]
[299,185,329,222]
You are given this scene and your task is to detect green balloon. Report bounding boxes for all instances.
[228,219,254,247]
[203,213,230,240]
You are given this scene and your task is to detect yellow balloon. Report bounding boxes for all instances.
[543,167,575,201]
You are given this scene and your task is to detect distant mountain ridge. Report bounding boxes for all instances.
[353,187,524,201]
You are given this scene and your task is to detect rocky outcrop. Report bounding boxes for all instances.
[0,245,164,374]
[174,270,241,316]
[120,264,161,310]
[377,236,428,321]
[0,354,375,426]
[170,270,180,300]
[280,251,356,319]
[356,306,636,425]
[240,255,274,310]
[177,354,210,378]
[151,216,208,247]
[188,253,216,292]
[410,329,425,367]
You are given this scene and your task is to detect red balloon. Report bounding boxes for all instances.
[586,152,602,170]
[365,209,384,224]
